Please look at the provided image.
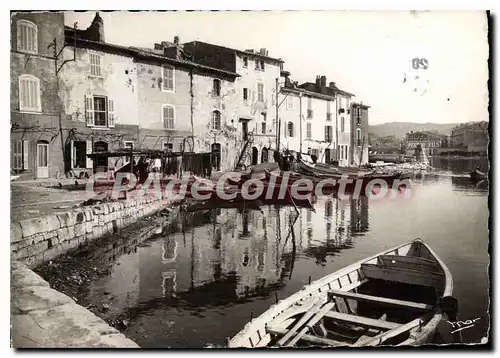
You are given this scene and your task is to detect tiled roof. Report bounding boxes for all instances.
[183,40,284,63]
[64,28,240,78]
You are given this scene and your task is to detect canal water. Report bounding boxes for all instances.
[42,157,490,347]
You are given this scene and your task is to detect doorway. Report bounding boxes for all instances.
[36,141,49,178]
[251,147,258,165]
[261,147,269,163]
[211,143,221,171]
[242,121,249,141]
[93,141,109,173]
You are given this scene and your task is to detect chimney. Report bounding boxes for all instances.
[315,75,321,92]
[87,12,105,42]
[259,48,268,56]
[329,82,336,88]
[320,76,327,93]
[174,36,180,45]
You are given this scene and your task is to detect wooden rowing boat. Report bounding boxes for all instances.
[228,239,453,348]
[469,168,487,182]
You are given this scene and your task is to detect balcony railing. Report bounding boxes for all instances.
[307,109,313,119]
[326,113,332,121]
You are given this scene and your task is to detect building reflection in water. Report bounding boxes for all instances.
[90,197,370,318]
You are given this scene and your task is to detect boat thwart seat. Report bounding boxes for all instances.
[327,289,434,311]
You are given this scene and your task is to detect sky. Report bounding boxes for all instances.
[64,11,489,126]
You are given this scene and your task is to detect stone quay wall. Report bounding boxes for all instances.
[11,260,140,348]
[11,195,181,268]
[10,194,182,348]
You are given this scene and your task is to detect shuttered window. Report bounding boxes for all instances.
[17,20,37,53]
[11,141,28,170]
[162,65,174,91]
[19,75,41,112]
[257,83,264,102]
[212,110,221,130]
[306,123,312,139]
[85,95,114,127]
[163,105,175,129]
[89,53,102,77]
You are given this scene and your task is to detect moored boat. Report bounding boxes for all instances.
[228,239,454,348]
[469,168,487,182]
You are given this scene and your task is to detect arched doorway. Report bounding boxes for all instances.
[211,143,221,171]
[251,147,259,165]
[93,141,108,173]
[36,140,49,178]
[261,147,269,163]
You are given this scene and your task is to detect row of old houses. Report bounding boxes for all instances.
[11,12,370,179]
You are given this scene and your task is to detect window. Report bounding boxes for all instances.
[287,122,294,137]
[19,75,41,112]
[307,96,313,118]
[260,60,265,71]
[85,96,114,128]
[17,20,37,53]
[162,64,174,91]
[255,59,259,70]
[94,97,107,126]
[213,79,221,97]
[257,83,264,102]
[162,105,175,129]
[212,110,221,130]
[340,145,344,160]
[261,122,267,134]
[345,145,349,160]
[11,141,23,170]
[341,116,345,132]
[262,112,267,122]
[163,142,173,151]
[357,129,362,146]
[89,52,102,77]
[287,96,294,110]
[306,123,312,139]
[124,141,134,150]
[326,101,331,120]
[243,57,248,68]
[325,126,333,142]
[243,88,248,101]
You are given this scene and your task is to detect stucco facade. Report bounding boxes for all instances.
[350,102,370,166]
[10,12,66,179]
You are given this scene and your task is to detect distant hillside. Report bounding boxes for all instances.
[369,122,459,139]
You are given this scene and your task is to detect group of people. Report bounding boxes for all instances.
[273,151,318,171]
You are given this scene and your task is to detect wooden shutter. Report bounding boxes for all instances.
[86,140,93,169]
[85,95,94,126]
[108,99,115,127]
[23,140,29,170]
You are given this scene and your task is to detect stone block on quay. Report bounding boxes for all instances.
[56,226,75,243]
[75,211,86,224]
[23,303,139,348]
[10,222,23,244]
[11,261,49,288]
[84,209,94,222]
[57,212,77,228]
[11,286,74,313]
[85,222,94,234]
[20,217,49,238]
[74,223,86,237]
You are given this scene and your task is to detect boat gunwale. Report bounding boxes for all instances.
[228,239,452,348]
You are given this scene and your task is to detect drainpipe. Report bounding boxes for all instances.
[335,93,339,162]
[299,92,303,153]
